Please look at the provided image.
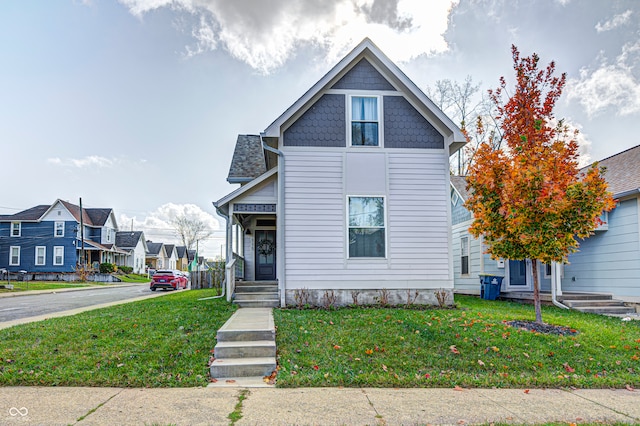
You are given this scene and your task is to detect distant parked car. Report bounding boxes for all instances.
[150,270,187,291]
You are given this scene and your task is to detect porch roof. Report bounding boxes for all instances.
[214,167,278,215]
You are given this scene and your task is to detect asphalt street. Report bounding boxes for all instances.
[0,284,156,323]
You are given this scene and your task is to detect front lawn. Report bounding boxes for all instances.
[275,295,640,388]
[0,282,95,292]
[0,289,235,387]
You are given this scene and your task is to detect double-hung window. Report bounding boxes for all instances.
[9,246,20,266]
[53,246,64,266]
[461,237,469,275]
[11,222,21,237]
[55,221,64,237]
[348,197,385,258]
[350,96,380,146]
[35,246,46,266]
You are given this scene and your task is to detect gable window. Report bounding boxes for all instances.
[53,246,64,266]
[35,246,46,266]
[348,196,385,258]
[461,236,470,275]
[55,221,64,237]
[451,188,460,206]
[350,96,380,146]
[11,222,21,237]
[9,246,20,266]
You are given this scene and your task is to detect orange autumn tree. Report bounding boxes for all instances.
[466,46,615,324]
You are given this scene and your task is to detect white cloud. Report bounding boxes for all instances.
[119,203,223,257]
[47,155,148,169]
[595,9,632,32]
[567,42,640,117]
[119,0,458,73]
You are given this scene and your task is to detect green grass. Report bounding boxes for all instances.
[274,295,640,388]
[0,281,95,292]
[117,273,151,283]
[0,288,236,387]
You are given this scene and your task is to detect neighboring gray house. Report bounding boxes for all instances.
[214,38,466,307]
[451,144,640,302]
[163,244,177,270]
[115,231,148,274]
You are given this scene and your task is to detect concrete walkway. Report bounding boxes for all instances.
[1,386,639,425]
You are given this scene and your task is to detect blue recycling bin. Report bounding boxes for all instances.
[479,275,503,300]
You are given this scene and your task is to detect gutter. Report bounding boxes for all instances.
[260,133,286,308]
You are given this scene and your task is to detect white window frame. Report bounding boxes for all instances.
[347,195,387,259]
[348,95,382,147]
[11,222,21,237]
[53,246,64,266]
[55,221,64,237]
[35,246,46,266]
[9,246,20,266]
[543,262,564,279]
[460,236,470,275]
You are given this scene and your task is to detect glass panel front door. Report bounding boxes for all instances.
[508,259,528,286]
[255,230,276,280]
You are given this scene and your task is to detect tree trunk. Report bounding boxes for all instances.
[531,259,543,324]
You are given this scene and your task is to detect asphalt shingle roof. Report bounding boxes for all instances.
[0,205,50,221]
[115,231,143,249]
[227,134,267,183]
[583,144,640,196]
[450,175,471,202]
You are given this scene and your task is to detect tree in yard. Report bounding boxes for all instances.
[170,215,213,251]
[465,45,616,324]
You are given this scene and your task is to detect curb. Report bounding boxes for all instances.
[0,282,150,299]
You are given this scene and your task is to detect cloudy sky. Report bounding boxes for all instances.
[1,0,638,257]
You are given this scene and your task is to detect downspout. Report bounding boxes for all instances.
[550,261,569,310]
[205,204,230,301]
[260,133,286,307]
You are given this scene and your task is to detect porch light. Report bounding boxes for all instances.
[245,228,252,235]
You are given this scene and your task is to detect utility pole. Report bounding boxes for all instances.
[79,197,85,270]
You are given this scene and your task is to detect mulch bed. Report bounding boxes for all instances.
[506,320,578,336]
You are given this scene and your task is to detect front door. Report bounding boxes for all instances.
[255,230,276,280]
[507,259,531,290]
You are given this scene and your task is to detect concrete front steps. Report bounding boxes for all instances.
[562,296,636,315]
[499,291,636,315]
[209,308,277,387]
[233,280,279,308]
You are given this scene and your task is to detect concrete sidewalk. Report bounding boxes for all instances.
[1,386,639,425]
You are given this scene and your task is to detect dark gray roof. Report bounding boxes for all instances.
[116,231,143,249]
[0,205,49,221]
[188,249,196,261]
[450,175,470,202]
[164,244,175,255]
[85,208,113,227]
[176,246,188,258]
[583,144,640,196]
[227,134,267,184]
[146,241,164,256]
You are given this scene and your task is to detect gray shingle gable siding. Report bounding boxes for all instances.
[331,58,395,91]
[283,94,346,147]
[384,96,444,149]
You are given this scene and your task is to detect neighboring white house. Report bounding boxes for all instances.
[163,244,177,270]
[214,38,466,307]
[451,144,640,303]
[115,231,148,274]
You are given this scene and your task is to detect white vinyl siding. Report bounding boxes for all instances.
[283,150,451,289]
[452,219,485,293]
[35,246,46,266]
[9,246,20,265]
[562,197,640,297]
[53,246,64,266]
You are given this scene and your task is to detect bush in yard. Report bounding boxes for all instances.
[99,263,116,274]
[118,266,133,274]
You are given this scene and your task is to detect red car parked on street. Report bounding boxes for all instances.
[150,270,188,291]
